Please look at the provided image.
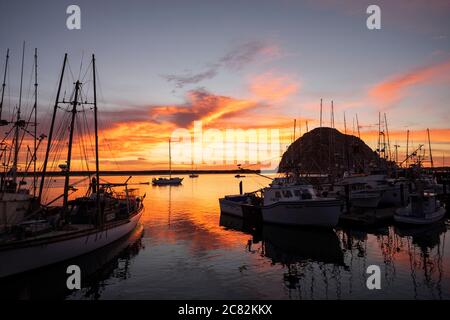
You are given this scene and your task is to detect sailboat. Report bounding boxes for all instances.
[189,160,198,178]
[152,139,183,185]
[0,54,144,279]
[0,45,43,233]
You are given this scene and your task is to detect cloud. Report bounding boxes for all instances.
[162,69,218,89]
[249,72,300,102]
[162,41,280,89]
[369,59,450,106]
[149,88,259,127]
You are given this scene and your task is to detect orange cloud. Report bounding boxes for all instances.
[369,59,450,106]
[249,72,300,102]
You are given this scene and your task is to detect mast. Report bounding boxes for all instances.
[13,42,26,186]
[293,119,296,142]
[377,112,381,159]
[405,130,409,168]
[92,54,101,223]
[169,138,172,179]
[427,128,434,168]
[0,48,9,123]
[38,54,67,204]
[330,100,334,128]
[33,48,38,196]
[356,113,361,138]
[384,113,391,162]
[344,112,350,170]
[394,144,400,164]
[63,80,81,214]
[319,98,322,128]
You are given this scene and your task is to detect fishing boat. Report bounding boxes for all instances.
[152,139,183,186]
[337,172,409,208]
[394,192,445,225]
[0,46,43,233]
[261,175,342,228]
[219,192,261,217]
[0,54,144,279]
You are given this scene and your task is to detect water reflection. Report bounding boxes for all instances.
[3,175,449,299]
[0,224,144,300]
[219,206,449,300]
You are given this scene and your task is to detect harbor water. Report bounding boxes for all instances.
[1,174,449,300]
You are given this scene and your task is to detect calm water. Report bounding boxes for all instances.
[1,174,450,300]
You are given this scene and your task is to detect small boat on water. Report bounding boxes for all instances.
[394,192,445,225]
[235,174,245,178]
[219,192,262,217]
[152,139,183,186]
[152,176,183,185]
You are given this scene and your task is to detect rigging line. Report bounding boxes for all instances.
[77,109,91,173]
[78,50,84,82]
[82,103,95,169]
[80,60,93,83]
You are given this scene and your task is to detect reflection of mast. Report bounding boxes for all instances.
[168,185,172,227]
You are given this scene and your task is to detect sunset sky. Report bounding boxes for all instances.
[1,0,450,170]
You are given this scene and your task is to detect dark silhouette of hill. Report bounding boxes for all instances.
[279,127,382,174]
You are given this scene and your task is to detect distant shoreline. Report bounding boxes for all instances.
[16,169,267,177]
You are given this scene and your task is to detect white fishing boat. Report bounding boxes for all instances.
[261,178,342,228]
[152,139,183,186]
[394,192,445,225]
[337,172,409,208]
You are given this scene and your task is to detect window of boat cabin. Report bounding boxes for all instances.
[282,190,293,198]
[275,191,281,198]
[302,189,313,199]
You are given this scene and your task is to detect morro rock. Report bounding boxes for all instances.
[278,127,382,174]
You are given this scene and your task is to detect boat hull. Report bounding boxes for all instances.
[0,209,143,279]
[394,206,445,225]
[152,178,183,186]
[219,198,244,217]
[262,200,342,228]
[350,192,381,208]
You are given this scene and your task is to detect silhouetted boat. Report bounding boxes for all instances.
[152,139,183,185]
[0,54,144,279]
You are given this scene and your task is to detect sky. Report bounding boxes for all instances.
[1,0,450,171]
